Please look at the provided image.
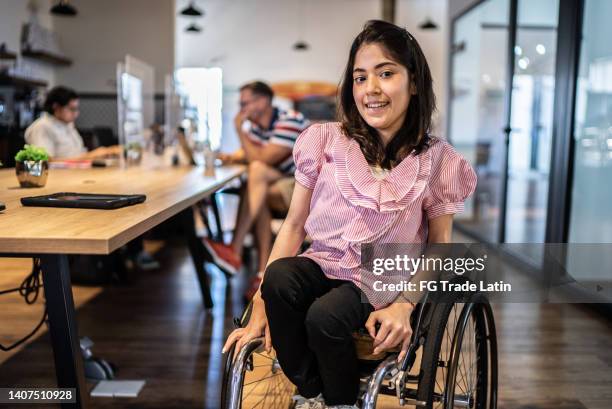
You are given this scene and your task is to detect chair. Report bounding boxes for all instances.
[220,278,498,409]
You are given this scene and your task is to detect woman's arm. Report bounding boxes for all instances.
[250,182,313,302]
[365,214,455,362]
[427,214,453,244]
[223,182,313,356]
[55,145,122,161]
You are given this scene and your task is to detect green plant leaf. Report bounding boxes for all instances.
[15,144,50,162]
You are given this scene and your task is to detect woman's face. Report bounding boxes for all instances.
[53,98,80,124]
[352,43,413,143]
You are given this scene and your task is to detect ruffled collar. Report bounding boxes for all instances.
[333,133,432,213]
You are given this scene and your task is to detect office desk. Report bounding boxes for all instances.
[0,163,245,408]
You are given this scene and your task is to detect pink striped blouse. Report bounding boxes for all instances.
[294,122,477,308]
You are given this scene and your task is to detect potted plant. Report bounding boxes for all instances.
[15,144,49,187]
[124,142,143,166]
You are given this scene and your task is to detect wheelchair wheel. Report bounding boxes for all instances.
[220,304,295,409]
[417,292,497,409]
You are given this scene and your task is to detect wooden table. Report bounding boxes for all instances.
[0,163,245,408]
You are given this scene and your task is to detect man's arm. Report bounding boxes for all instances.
[235,116,292,166]
[240,137,291,166]
[218,148,246,164]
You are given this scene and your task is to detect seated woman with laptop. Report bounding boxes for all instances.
[24,85,157,272]
[24,86,121,161]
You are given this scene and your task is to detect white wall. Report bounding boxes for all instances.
[53,0,175,93]
[175,0,448,148]
[176,0,380,86]
[396,0,448,134]
[0,0,56,86]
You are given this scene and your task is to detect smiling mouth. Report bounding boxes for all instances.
[365,102,389,109]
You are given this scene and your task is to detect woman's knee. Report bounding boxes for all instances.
[305,300,345,344]
[260,257,300,304]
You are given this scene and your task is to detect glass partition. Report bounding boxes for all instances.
[116,55,155,166]
[504,0,558,243]
[448,0,510,242]
[568,0,612,244]
[175,67,223,151]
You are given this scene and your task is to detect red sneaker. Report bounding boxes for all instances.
[244,271,264,301]
[202,238,241,276]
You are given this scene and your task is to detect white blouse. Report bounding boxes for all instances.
[25,113,86,159]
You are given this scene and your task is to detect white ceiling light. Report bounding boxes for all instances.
[536,44,546,55]
[518,57,530,70]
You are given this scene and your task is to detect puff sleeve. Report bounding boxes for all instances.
[423,141,477,220]
[293,124,326,190]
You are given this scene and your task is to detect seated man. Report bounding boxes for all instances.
[205,81,309,282]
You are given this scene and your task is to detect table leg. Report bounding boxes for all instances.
[40,254,87,409]
[180,208,214,309]
[210,193,224,241]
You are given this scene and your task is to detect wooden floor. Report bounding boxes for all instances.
[1,239,611,409]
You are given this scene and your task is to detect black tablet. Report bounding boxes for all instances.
[21,192,146,210]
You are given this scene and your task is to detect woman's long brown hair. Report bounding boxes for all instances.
[338,20,436,169]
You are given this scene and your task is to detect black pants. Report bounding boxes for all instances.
[261,256,374,406]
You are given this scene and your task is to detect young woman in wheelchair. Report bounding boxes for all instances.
[222,20,477,409]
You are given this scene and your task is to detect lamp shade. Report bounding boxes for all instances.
[180,2,204,17]
[293,41,309,51]
[419,18,438,30]
[50,0,77,16]
[185,23,202,33]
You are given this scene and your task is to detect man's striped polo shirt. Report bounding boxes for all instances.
[245,107,310,175]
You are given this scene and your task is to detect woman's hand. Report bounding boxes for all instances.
[365,302,415,362]
[222,293,272,361]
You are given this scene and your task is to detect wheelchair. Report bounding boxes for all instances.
[220,280,498,409]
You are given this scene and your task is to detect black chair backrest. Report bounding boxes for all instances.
[93,126,118,147]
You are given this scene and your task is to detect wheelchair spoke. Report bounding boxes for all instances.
[457,307,470,392]
[472,315,478,394]
[239,349,294,409]
[249,388,270,408]
[464,309,474,394]
[260,375,282,408]
[243,371,282,387]
[253,351,276,361]
[454,308,481,408]
[460,344,469,389]
[418,296,496,409]
[254,379,284,409]
[242,373,280,402]
[449,305,469,397]
[469,315,476,395]
[241,368,274,401]
[251,363,278,368]
[253,374,282,408]
[435,375,444,396]
[466,315,478,396]
[244,348,291,407]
